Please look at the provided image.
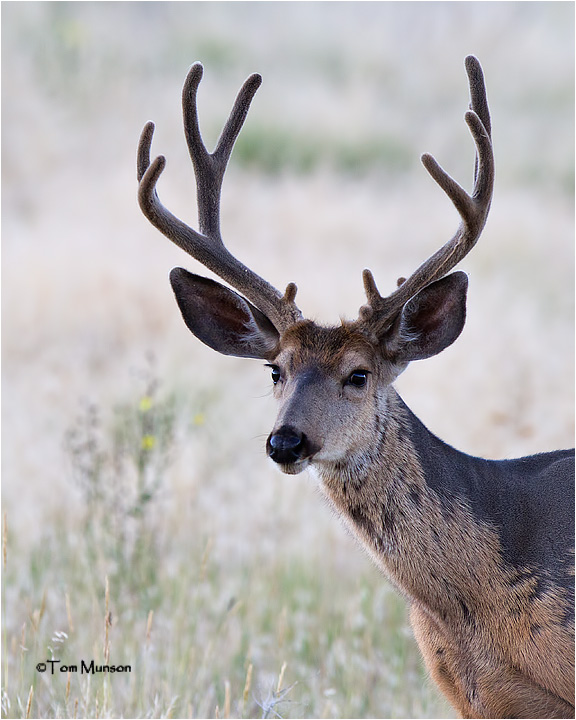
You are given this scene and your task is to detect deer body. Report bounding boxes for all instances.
[264,321,574,718]
[138,58,575,718]
[317,392,574,719]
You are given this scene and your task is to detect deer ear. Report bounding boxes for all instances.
[169,267,280,359]
[386,272,468,362]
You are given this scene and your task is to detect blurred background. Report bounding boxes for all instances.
[2,3,573,718]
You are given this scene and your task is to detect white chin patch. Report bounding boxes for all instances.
[276,458,310,475]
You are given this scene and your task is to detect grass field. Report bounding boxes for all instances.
[2,3,574,718]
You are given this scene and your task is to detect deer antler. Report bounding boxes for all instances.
[137,62,302,331]
[358,55,494,333]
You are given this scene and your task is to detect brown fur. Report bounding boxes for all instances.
[263,323,575,717]
[316,391,574,719]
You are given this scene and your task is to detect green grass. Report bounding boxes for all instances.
[2,376,451,719]
[233,125,413,177]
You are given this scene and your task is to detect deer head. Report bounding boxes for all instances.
[137,56,494,476]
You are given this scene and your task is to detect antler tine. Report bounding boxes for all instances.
[137,62,303,331]
[359,55,494,333]
[181,62,262,240]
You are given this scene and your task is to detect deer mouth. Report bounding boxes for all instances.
[274,458,311,475]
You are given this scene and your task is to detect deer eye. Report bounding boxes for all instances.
[347,370,369,388]
[267,365,281,385]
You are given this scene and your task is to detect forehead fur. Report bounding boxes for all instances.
[277,321,376,367]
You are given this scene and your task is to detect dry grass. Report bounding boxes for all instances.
[2,3,574,718]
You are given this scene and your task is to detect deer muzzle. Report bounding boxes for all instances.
[266,425,313,474]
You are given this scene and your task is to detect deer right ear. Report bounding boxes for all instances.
[385,271,468,363]
[169,268,280,359]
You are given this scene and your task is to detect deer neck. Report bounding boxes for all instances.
[314,388,505,624]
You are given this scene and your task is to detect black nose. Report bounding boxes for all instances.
[267,426,307,465]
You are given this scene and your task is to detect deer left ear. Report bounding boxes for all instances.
[386,271,468,362]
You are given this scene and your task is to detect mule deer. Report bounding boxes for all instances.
[137,57,575,719]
